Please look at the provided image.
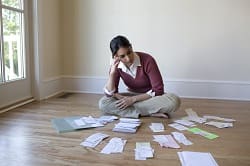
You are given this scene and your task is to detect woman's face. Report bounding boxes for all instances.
[115,47,134,66]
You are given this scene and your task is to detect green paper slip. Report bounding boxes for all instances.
[188,127,219,139]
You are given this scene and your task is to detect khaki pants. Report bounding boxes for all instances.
[98,93,181,118]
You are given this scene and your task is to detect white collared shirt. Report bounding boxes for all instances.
[117,53,141,79]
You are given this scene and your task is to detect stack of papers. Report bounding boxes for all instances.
[149,123,164,132]
[80,133,109,148]
[168,123,189,131]
[153,135,180,149]
[188,128,219,140]
[178,151,219,166]
[205,121,233,128]
[135,142,154,160]
[171,132,193,145]
[101,137,127,154]
[112,118,141,133]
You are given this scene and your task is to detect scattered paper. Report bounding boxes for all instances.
[171,132,193,145]
[113,118,141,133]
[81,116,99,124]
[178,151,219,166]
[97,115,118,124]
[153,135,180,149]
[135,142,154,160]
[182,116,207,124]
[74,116,104,127]
[120,118,141,123]
[74,119,86,126]
[101,137,127,154]
[188,128,219,140]
[184,108,206,123]
[80,133,109,148]
[168,123,189,131]
[174,119,196,127]
[185,108,200,117]
[205,121,233,128]
[149,123,165,132]
[203,115,236,122]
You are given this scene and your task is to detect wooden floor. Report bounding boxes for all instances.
[0,93,250,166]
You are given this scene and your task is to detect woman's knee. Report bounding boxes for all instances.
[169,93,181,111]
[98,96,114,113]
[98,96,108,111]
[161,93,181,112]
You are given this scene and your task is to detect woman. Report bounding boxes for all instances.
[99,35,180,118]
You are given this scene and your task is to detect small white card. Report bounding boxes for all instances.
[172,132,193,145]
[174,119,196,127]
[153,135,180,149]
[203,115,236,122]
[135,142,154,160]
[168,123,189,131]
[101,137,127,154]
[178,151,219,166]
[74,119,86,126]
[80,133,109,148]
[205,121,233,128]
[149,123,165,132]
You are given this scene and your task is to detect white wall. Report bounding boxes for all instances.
[33,0,63,99]
[37,0,250,100]
[62,0,250,80]
[39,0,62,80]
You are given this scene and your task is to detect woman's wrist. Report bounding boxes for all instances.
[132,96,137,103]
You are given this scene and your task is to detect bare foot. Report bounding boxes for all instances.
[150,113,169,118]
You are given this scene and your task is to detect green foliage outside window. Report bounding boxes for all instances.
[2,0,22,76]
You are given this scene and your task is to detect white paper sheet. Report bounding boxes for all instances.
[178,151,219,166]
[153,135,180,149]
[120,118,141,123]
[135,142,154,160]
[203,115,236,122]
[97,115,118,124]
[113,118,141,133]
[174,119,196,127]
[149,123,165,132]
[171,132,193,145]
[74,116,104,128]
[74,119,86,126]
[168,123,189,131]
[184,108,206,123]
[80,133,109,148]
[205,121,233,128]
[101,137,127,154]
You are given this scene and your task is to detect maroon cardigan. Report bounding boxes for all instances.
[112,52,164,96]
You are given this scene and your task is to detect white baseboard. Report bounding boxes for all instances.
[0,98,35,114]
[63,76,250,101]
[164,79,250,101]
[41,76,64,100]
[41,75,250,101]
[63,76,109,94]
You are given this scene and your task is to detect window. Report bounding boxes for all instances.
[0,0,25,83]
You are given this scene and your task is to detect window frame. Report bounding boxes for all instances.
[0,0,26,84]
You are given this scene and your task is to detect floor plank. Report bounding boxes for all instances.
[0,93,250,166]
